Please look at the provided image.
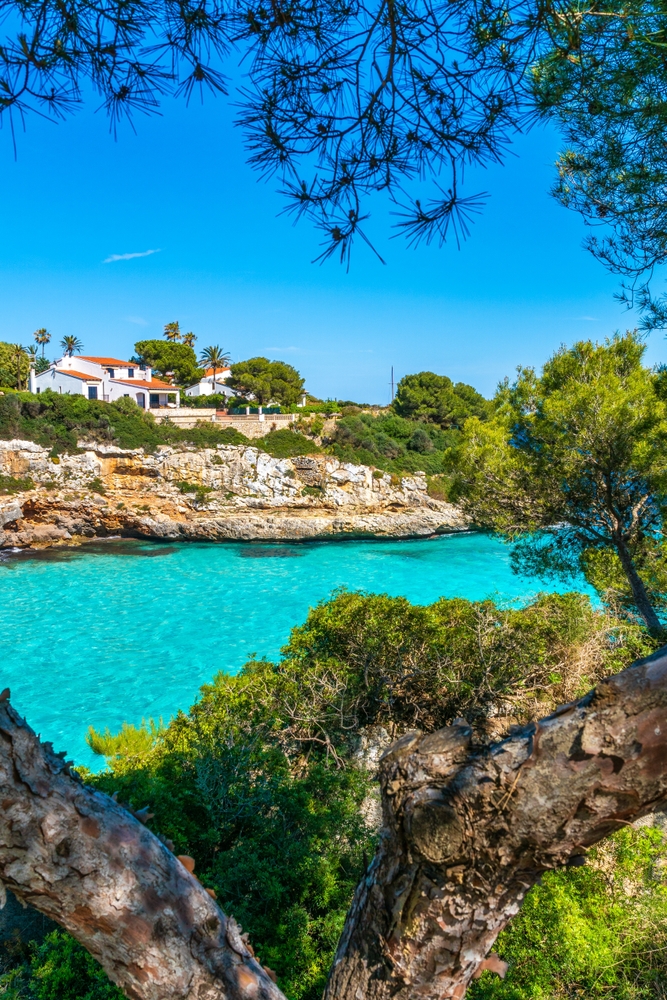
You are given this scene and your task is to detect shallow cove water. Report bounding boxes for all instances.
[0,534,593,768]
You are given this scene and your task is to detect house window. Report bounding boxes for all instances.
[137,393,145,408]
[123,394,130,398]
[150,393,160,408]
[88,386,98,400]
[36,387,41,394]
[107,368,115,378]
[128,368,135,378]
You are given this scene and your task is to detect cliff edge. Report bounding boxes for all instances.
[0,440,466,548]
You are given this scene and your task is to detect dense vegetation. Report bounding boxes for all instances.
[227,357,306,407]
[132,340,204,388]
[0,342,31,391]
[326,371,491,475]
[470,823,667,1000]
[1,590,661,1000]
[0,391,320,459]
[329,410,460,475]
[451,333,667,633]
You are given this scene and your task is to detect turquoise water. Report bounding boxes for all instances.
[0,534,592,768]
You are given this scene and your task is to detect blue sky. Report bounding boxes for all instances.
[1,86,665,402]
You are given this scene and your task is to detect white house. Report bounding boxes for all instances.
[184,366,234,399]
[30,356,180,410]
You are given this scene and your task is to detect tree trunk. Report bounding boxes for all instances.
[2,647,667,1000]
[323,644,667,1000]
[614,533,663,635]
[0,696,285,1000]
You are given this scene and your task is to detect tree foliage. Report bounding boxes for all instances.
[471,824,667,1000]
[392,371,489,428]
[534,0,667,328]
[0,342,30,390]
[0,0,555,260]
[132,340,203,387]
[330,410,460,473]
[453,332,667,632]
[227,358,305,407]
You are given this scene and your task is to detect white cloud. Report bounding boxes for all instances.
[265,345,299,352]
[104,249,161,263]
[575,316,599,322]
[125,316,149,326]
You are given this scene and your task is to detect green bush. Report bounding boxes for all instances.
[330,411,461,474]
[0,391,250,455]
[175,481,215,505]
[255,429,321,458]
[1,592,658,1000]
[79,590,657,1000]
[0,473,34,494]
[0,931,123,1000]
[470,825,667,1000]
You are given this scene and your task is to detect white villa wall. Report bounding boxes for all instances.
[56,357,105,378]
[185,380,234,398]
[32,356,179,409]
[33,368,93,396]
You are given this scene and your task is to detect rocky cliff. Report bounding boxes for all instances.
[0,439,466,548]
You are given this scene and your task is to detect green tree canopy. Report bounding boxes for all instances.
[133,340,203,388]
[533,0,667,327]
[0,341,30,390]
[392,371,489,428]
[227,357,305,407]
[453,332,667,633]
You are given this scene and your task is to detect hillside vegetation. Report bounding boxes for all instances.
[0,378,486,480]
[0,392,320,459]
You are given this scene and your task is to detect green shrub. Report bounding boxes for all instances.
[0,392,250,456]
[0,930,123,1000]
[470,825,667,1000]
[330,411,462,475]
[255,429,321,459]
[81,590,657,1000]
[175,481,214,505]
[0,473,34,494]
[88,477,106,495]
[29,932,123,1000]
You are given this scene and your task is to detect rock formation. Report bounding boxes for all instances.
[0,440,465,548]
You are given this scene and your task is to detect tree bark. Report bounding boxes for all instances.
[614,532,664,635]
[323,644,667,1000]
[2,646,667,1000]
[0,696,286,1000]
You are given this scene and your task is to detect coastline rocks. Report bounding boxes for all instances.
[0,439,467,548]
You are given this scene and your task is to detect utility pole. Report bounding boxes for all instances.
[390,366,395,402]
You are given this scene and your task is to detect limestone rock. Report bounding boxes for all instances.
[0,440,467,548]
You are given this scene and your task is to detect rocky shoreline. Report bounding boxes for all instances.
[0,439,466,549]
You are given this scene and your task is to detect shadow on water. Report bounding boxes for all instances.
[0,540,177,566]
[237,545,305,559]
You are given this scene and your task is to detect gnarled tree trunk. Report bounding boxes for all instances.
[2,646,667,1000]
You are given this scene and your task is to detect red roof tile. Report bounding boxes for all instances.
[78,356,136,367]
[49,369,101,382]
[112,378,177,390]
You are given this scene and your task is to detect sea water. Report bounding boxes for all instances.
[0,534,593,768]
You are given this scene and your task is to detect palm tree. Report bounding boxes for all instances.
[164,321,181,343]
[60,335,83,357]
[33,328,51,357]
[182,331,196,348]
[199,346,231,391]
[12,344,27,391]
